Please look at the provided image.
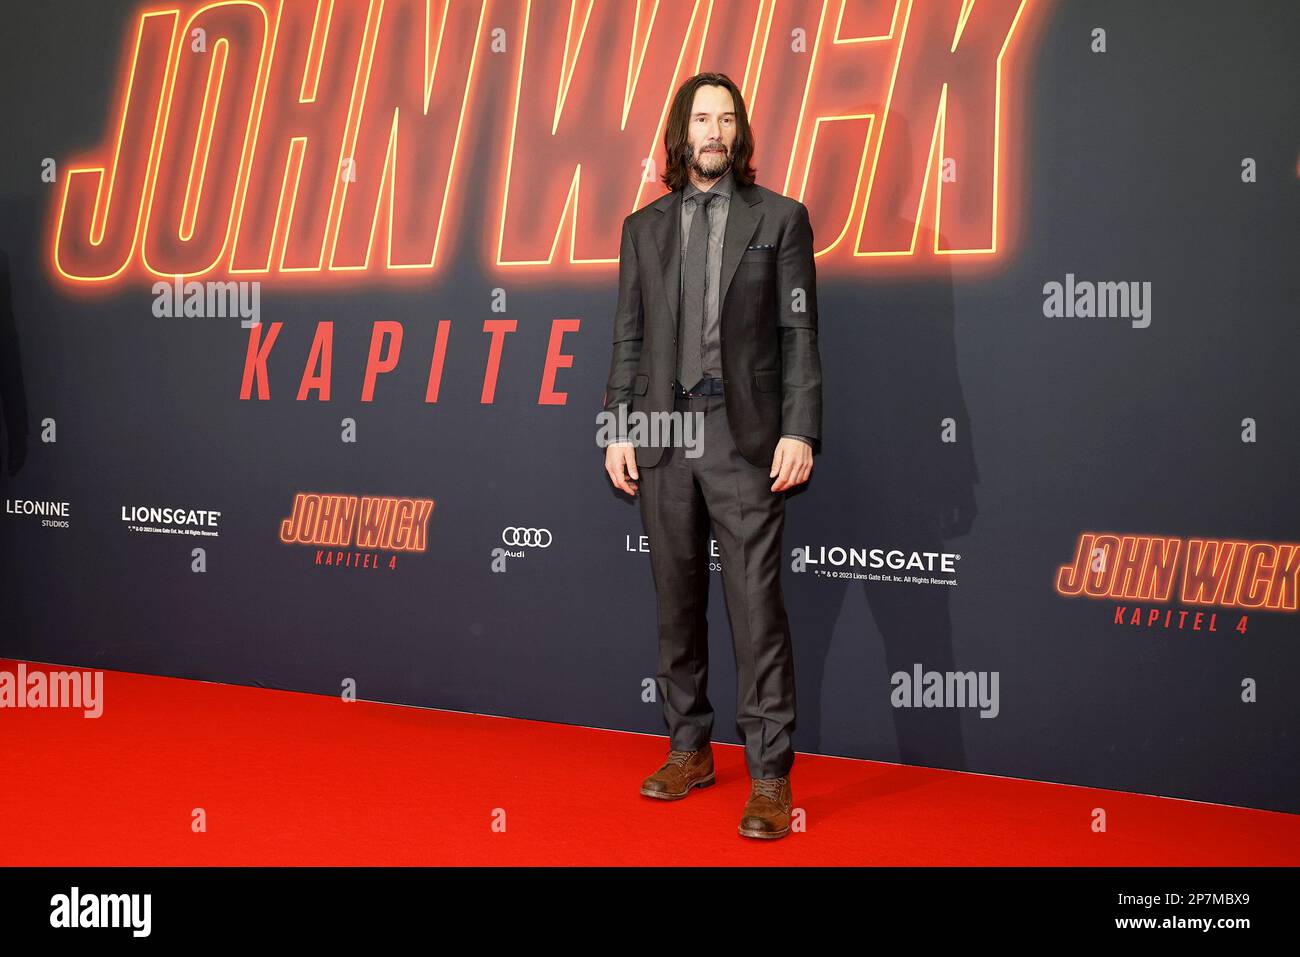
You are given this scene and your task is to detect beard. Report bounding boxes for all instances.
[687,142,732,179]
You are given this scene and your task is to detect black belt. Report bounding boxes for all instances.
[676,377,724,397]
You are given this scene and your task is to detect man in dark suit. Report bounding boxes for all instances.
[602,72,822,839]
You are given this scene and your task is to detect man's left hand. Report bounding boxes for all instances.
[770,437,813,492]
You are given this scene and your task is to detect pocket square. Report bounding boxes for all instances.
[747,242,775,250]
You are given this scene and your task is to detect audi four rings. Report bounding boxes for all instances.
[502,527,553,547]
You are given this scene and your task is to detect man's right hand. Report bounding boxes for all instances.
[605,442,639,496]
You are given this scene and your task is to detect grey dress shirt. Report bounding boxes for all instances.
[680,167,812,448]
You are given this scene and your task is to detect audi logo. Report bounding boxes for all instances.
[502,527,553,547]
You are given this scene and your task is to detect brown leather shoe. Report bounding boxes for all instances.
[738,775,792,839]
[639,745,715,800]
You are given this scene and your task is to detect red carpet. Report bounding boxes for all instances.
[1,658,1295,866]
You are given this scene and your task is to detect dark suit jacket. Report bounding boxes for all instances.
[603,178,823,469]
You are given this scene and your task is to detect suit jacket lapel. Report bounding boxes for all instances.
[651,189,682,335]
[718,181,761,314]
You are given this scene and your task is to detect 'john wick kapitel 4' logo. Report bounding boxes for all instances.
[279,492,434,571]
[1054,531,1299,636]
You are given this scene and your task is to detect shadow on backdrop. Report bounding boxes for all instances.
[787,111,978,771]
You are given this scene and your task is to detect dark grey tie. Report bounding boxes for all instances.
[678,191,718,391]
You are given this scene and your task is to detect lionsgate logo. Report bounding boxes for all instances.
[596,407,705,457]
[1,663,103,718]
[50,887,150,937]
[1042,272,1151,328]
[121,504,221,537]
[792,543,961,585]
[892,664,1000,719]
[5,497,71,529]
[153,274,261,328]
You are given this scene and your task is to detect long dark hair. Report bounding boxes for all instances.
[661,72,757,192]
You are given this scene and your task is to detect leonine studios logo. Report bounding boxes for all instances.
[624,532,724,573]
[1055,531,1299,634]
[279,492,434,571]
[5,497,71,529]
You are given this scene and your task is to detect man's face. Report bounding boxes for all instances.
[685,84,737,181]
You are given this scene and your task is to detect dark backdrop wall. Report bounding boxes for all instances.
[2,0,1296,814]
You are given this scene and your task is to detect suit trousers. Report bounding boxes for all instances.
[637,388,797,779]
